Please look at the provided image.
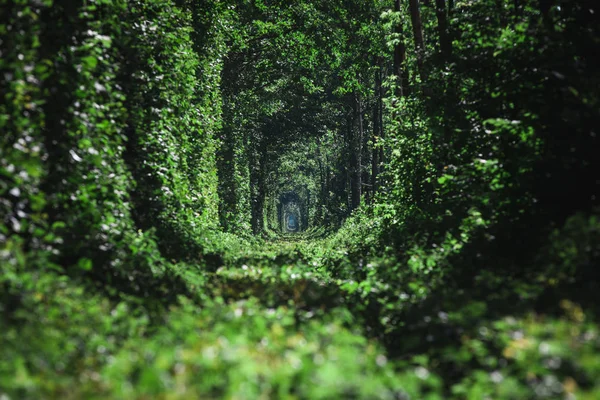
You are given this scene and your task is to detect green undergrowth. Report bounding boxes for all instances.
[0,237,398,399]
[1,279,402,399]
[296,206,600,398]
[2,214,600,399]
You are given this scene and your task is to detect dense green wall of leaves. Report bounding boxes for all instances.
[1,0,226,299]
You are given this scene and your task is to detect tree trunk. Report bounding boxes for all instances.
[305,186,310,230]
[316,143,324,222]
[345,114,353,212]
[249,133,267,235]
[408,0,427,82]
[435,0,452,62]
[371,61,382,195]
[378,65,385,179]
[350,93,363,210]
[362,99,371,203]
[277,200,283,232]
[324,163,331,223]
[394,0,408,97]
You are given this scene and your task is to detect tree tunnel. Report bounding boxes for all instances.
[277,191,307,233]
[215,0,386,236]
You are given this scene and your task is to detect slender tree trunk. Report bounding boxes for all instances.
[350,93,363,210]
[394,0,408,97]
[408,0,427,82]
[324,162,330,223]
[362,99,370,203]
[324,141,333,222]
[277,200,282,231]
[435,0,452,62]
[305,186,310,230]
[378,65,385,178]
[216,124,237,231]
[371,61,382,195]
[316,144,324,222]
[433,0,458,162]
[249,133,267,235]
[258,145,267,233]
[248,139,259,234]
[345,114,353,212]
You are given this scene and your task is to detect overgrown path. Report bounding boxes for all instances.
[210,242,346,316]
[145,237,408,399]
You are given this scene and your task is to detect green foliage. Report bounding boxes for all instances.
[122,0,224,260]
[101,298,402,399]
[2,0,599,398]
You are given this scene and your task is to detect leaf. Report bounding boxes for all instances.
[438,174,454,185]
[78,258,93,271]
[82,56,98,69]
